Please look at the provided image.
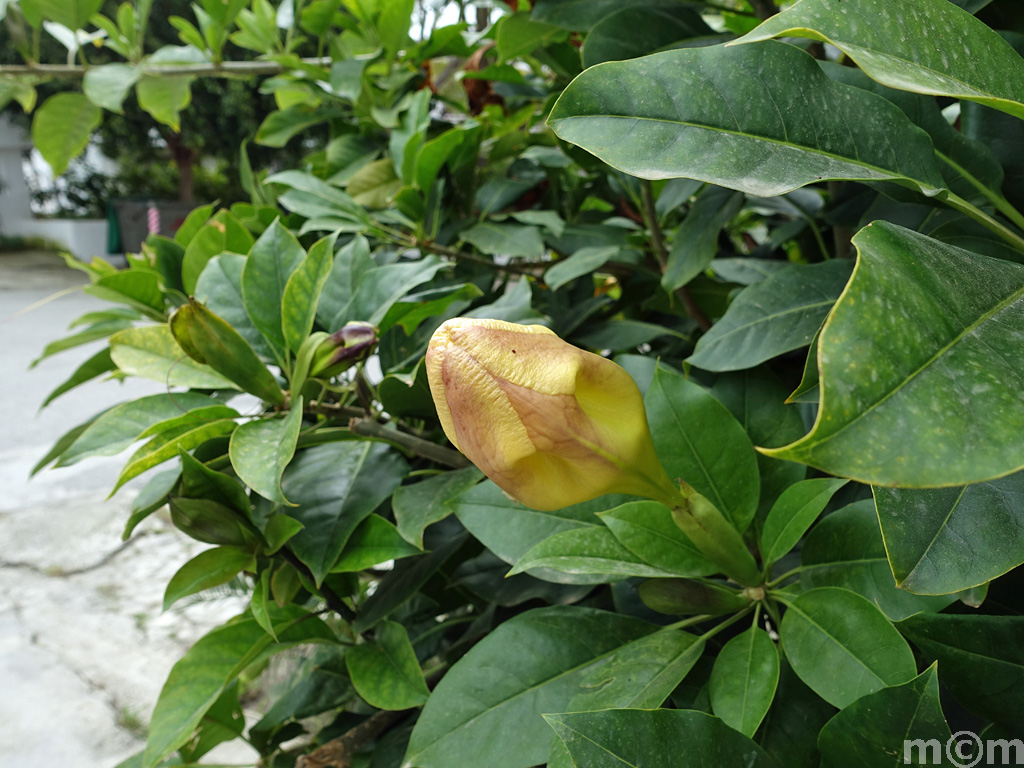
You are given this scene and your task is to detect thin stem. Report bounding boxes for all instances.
[663,614,714,632]
[349,416,470,468]
[0,57,331,78]
[766,565,805,587]
[640,180,714,332]
[413,239,547,280]
[640,180,669,271]
[944,191,1024,252]
[938,151,1024,233]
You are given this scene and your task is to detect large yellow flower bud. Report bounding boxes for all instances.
[425,318,682,511]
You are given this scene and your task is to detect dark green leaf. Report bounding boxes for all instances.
[874,473,1024,595]
[346,620,429,710]
[817,664,950,768]
[242,219,307,361]
[461,222,544,260]
[282,233,336,353]
[599,500,716,577]
[687,260,853,372]
[763,223,1024,487]
[663,186,745,292]
[760,478,849,567]
[801,501,954,620]
[163,546,256,610]
[897,612,1024,730]
[511,525,682,581]
[229,402,304,505]
[280,442,408,585]
[331,515,421,572]
[645,366,760,531]
[737,0,1024,120]
[142,606,334,768]
[583,5,716,68]
[546,630,705,768]
[392,466,482,549]
[708,627,780,737]
[780,587,916,709]
[545,709,778,768]
[404,606,656,768]
[194,253,275,360]
[549,41,946,197]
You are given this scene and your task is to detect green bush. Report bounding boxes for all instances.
[12,0,1024,765]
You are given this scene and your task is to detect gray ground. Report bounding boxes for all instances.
[0,252,255,767]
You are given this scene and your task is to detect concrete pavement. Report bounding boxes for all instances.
[0,251,255,768]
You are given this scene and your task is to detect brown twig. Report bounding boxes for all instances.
[415,240,547,281]
[349,417,470,469]
[294,709,408,768]
[639,181,714,332]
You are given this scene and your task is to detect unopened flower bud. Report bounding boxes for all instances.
[425,317,682,511]
[310,321,378,378]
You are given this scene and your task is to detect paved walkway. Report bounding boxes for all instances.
[0,252,254,767]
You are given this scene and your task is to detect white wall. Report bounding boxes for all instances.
[0,114,111,261]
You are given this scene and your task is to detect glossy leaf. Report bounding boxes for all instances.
[817,664,950,768]
[280,442,408,585]
[531,0,680,31]
[874,472,1024,595]
[545,709,778,768]
[546,630,705,768]
[461,222,545,260]
[708,627,780,737]
[687,260,853,372]
[163,546,256,610]
[331,514,421,572]
[762,222,1024,486]
[321,255,445,330]
[56,393,222,467]
[736,0,1024,120]
[169,301,285,404]
[451,480,633,584]
[404,606,655,768]
[281,233,335,353]
[346,620,429,710]
[545,246,620,291]
[759,661,836,768]
[511,525,683,581]
[242,219,307,361]
[897,613,1024,730]
[709,368,808,525]
[31,92,101,175]
[228,401,304,505]
[780,587,916,709]
[801,500,954,620]
[645,366,760,532]
[109,325,237,389]
[583,5,716,68]
[112,418,238,494]
[195,253,275,360]
[549,41,946,198]
[392,466,482,549]
[142,607,334,768]
[663,186,745,292]
[760,478,848,567]
[599,501,716,577]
